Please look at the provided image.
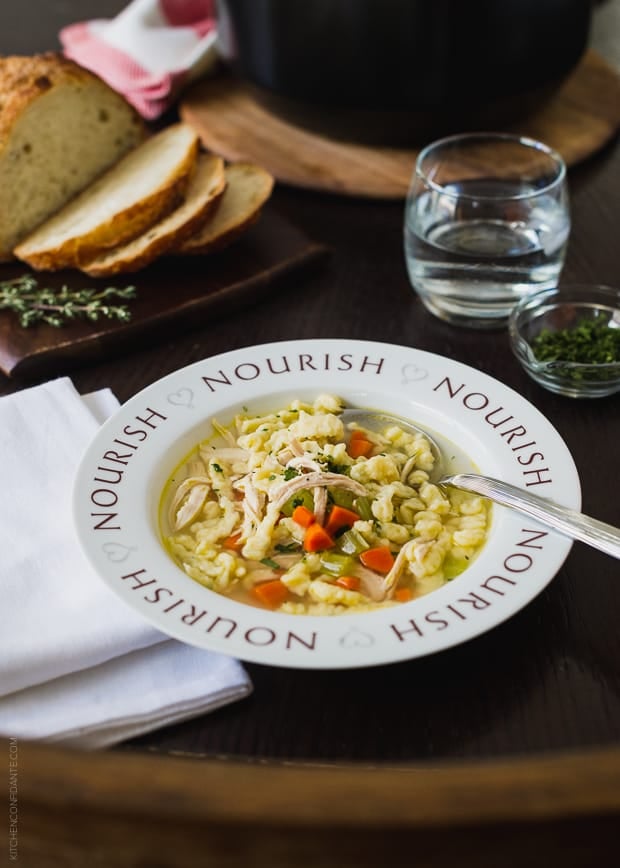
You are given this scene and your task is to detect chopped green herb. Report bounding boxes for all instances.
[261,557,281,570]
[283,467,300,481]
[275,542,300,553]
[212,463,223,472]
[325,458,350,475]
[531,316,620,365]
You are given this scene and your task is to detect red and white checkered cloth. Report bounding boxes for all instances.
[60,0,217,119]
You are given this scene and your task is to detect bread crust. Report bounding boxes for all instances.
[14,124,200,270]
[0,53,147,261]
[178,209,262,255]
[17,182,188,271]
[176,163,274,255]
[0,53,144,156]
[82,155,226,277]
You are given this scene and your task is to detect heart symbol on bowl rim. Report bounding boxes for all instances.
[101,541,138,563]
[167,388,195,408]
[339,628,376,648]
[401,363,429,384]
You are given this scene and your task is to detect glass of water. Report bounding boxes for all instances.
[404,132,570,328]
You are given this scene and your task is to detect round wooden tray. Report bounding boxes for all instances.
[180,50,620,199]
[12,737,620,867]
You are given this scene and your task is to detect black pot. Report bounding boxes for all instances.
[215,0,592,146]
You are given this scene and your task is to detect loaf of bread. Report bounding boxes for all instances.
[14,122,200,271]
[174,163,274,255]
[0,53,146,262]
[1,53,274,275]
[81,154,226,277]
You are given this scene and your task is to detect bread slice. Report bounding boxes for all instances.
[80,155,226,277]
[174,163,274,255]
[14,122,200,271]
[0,53,146,262]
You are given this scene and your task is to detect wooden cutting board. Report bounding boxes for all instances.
[181,50,620,199]
[0,210,327,379]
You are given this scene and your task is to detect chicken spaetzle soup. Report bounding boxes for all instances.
[160,395,490,615]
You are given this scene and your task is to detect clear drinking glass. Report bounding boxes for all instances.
[404,132,570,328]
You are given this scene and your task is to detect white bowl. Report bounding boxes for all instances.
[73,339,581,669]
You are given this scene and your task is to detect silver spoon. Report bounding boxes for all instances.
[341,409,620,560]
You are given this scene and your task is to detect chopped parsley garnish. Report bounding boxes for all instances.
[261,557,281,570]
[275,542,301,553]
[531,316,620,365]
[284,467,300,481]
[212,463,223,472]
[325,458,350,475]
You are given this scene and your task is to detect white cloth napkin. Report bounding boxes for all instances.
[0,378,252,749]
[60,0,218,119]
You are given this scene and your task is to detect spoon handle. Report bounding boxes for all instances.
[441,473,620,560]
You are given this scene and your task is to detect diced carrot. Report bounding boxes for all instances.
[348,432,373,458]
[303,522,335,552]
[360,546,395,573]
[324,505,360,537]
[394,587,413,603]
[335,576,361,591]
[223,532,243,551]
[292,504,315,528]
[251,579,289,608]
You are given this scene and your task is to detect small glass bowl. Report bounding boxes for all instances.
[508,285,620,398]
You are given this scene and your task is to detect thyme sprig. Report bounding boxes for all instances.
[0,275,137,328]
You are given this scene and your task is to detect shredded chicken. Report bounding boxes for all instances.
[242,553,303,584]
[188,458,206,476]
[382,540,416,597]
[243,476,265,521]
[400,455,418,484]
[211,418,237,447]
[313,486,328,526]
[169,476,211,531]
[352,563,388,602]
[270,471,367,512]
[276,438,316,465]
[289,438,305,457]
[285,455,324,474]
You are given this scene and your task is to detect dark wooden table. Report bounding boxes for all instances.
[2,2,620,866]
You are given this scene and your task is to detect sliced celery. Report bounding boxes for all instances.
[320,552,355,577]
[330,488,355,509]
[337,528,370,555]
[280,489,314,517]
[354,495,373,521]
